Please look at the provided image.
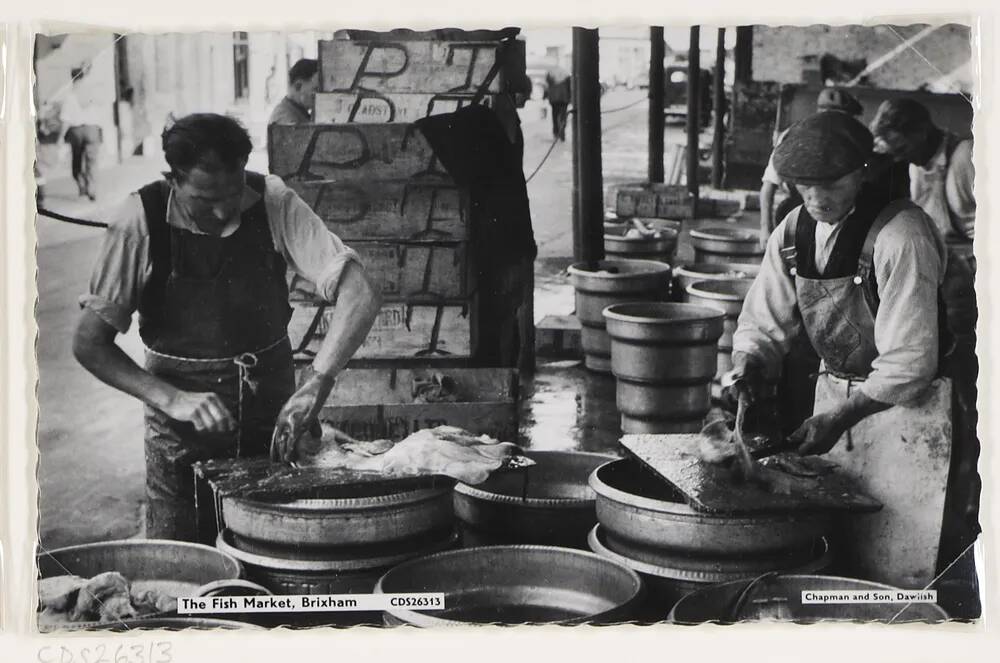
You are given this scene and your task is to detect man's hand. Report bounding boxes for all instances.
[789,410,850,455]
[722,353,768,410]
[270,374,334,463]
[164,391,237,434]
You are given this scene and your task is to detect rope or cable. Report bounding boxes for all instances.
[37,207,108,228]
[600,97,647,114]
[525,138,560,183]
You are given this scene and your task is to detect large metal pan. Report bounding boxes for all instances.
[668,574,950,624]
[453,450,616,548]
[58,617,262,631]
[37,539,246,631]
[221,484,454,548]
[376,545,643,626]
[590,459,830,557]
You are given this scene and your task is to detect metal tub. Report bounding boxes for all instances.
[685,279,753,377]
[674,262,759,301]
[568,259,673,373]
[454,450,617,549]
[376,545,643,626]
[668,575,949,624]
[604,228,679,264]
[690,226,764,265]
[603,303,724,433]
[221,484,454,548]
[589,459,830,557]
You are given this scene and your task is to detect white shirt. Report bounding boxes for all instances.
[910,135,976,242]
[733,205,946,406]
[58,87,106,127]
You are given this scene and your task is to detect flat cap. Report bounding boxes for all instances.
[773,111,873,184]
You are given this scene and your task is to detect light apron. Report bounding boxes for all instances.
[793,268,953,589]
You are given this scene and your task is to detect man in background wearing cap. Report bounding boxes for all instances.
[268,59,319,125]
[730,111,971,608]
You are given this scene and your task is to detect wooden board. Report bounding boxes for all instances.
[314,92,493,124]
[288,179,468,242]
[287,242,468,302]
[616,184,695,219]
[620,433,882,515]
[535,314,582,358]
[320,39,506,94]
[269,124,445,182]
[288,301,472,359]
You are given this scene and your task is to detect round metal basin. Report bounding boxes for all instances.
[66,617,260,631]
[221,483,454,548]
[685,279,752,372]
[668,575,950,624]
[604,228,679,263]
[454,450,617,548]
[589,459,830,557]
[216,529,458,596]
[675,262,759,301]
[690,226,764,265]
[37,539,244,631]
[569,260,672,373]
[634,217,683,234]
[376,545,643,626]
[603,303,724,382]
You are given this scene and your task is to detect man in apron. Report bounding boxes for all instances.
[869,98,980,617]
[73,113,382,542]
[730,112,962,598]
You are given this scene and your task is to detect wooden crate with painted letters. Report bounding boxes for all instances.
[296,366,518,442]
[616,183,695,219]
[287,242,469,302]
[319,39,522,95]
[287,178,468,242]
[288,301,472,359]
[269,124,445,183]
[314,92,492,124]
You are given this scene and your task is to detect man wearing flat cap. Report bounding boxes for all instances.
[730,111,965,597]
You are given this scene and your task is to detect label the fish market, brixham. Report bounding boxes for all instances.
[178,593,445,613]
[801,590,937,604]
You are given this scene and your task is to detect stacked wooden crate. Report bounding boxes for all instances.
[268,30,526,439]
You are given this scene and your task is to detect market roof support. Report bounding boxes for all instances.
[572,27,604,267]
[711,27,726,189]
[686,26,701,207]
[648,27,665,184]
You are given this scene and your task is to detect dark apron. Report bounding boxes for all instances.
[136,173,295,541]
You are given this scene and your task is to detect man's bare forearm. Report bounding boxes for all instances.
[72,310,178,413]
[311,263,382,380]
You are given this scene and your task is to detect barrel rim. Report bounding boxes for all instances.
[685,279,755,301]
[222,485,453,513]
[604,228,680,243]
[674,262,761,278]
[588,525,832,583]
[454,451,618,508]
[36,539,243,580]
[568,258,673,279]
[215,528,459,572]
[689,226,761,243]
[602,302,727,326]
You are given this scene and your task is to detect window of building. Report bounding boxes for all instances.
[233,31,250,101]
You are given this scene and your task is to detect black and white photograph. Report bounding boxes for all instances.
[28,20,983,633]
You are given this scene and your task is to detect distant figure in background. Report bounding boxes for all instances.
[269,59,319,125]
[60,66,104,201]
[544,67,572,142]
[35,98,65,205]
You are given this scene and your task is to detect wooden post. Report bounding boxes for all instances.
[711,28,726,189]
[686,26,701,205]
[572,28,604,267]
[734,26,753,84]
[648,27,665,184]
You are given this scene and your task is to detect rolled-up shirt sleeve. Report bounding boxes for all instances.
[77,194,151,333]
[264,175,362,303]
[861,212,943,405]
[731,215,802,378]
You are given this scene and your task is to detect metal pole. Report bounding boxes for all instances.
[648,27,665,184]
[711,28,726,189]
[572,27,604,267]
[686,26,701,204]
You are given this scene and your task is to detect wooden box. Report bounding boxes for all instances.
[616,183,695,219]
[269,124,444,182]
[302,366,519,442]
[314,92,492,124]
[287,242,469,302]
[288,178,468,242]
[288,301,472,359]
[320,39,508,95]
